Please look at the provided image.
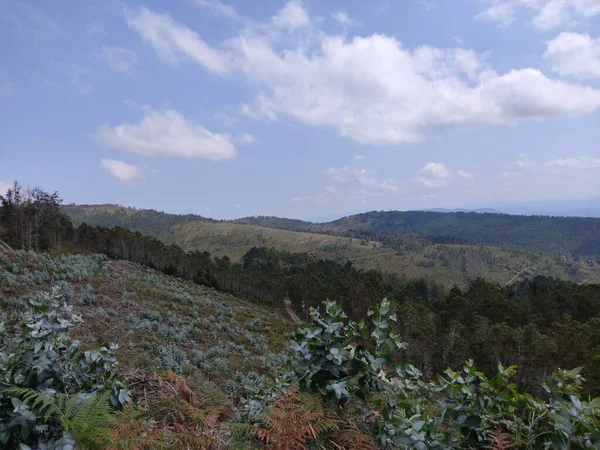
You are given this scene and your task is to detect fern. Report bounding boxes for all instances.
[102,403,167,450]
[240,385,341,449]
[335,422,378,450]
[484,428,521,450]
[4,388,113,448]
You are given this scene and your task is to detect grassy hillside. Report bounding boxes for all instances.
[62,204,600,286]
[0,250,295,399]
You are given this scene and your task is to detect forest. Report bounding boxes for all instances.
[64,204,600,256]
[1,183,600,449]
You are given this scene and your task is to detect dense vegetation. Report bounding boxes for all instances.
[3,183,600,448]
[1,257,599,448]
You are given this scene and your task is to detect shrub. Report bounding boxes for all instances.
[0,286,130,449]
[80,283,96,305]
[155,344,188,374]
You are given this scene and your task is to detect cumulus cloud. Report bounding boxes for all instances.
[417,162,451,187]
[100,159,143,182]
[102,46,138,73]
[456,169,473,178]
[126,3,600,146]
[545,157,600,169]
[94,106,236,160]
[354,154,367,161]
[476,2,516,27]
[545,32,600,79]
[332,11,359,27]
[272,0,310,29]
[476,0,600,31]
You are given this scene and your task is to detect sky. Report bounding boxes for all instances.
[1,0,600,220]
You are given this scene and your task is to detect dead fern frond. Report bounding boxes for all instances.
[150,370,225,448]
[334,422,378,450]
[243,385,341,449]
[484,428,521,450]
[103,403,167,450]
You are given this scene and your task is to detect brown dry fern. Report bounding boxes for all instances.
[484,428,521,450]
[243,385,341,449]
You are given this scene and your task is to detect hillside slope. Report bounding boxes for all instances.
[0,250,295,396]
[62,204,600,286]
[237,210,600,255]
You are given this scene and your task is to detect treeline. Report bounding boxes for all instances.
[4,184,600,395]
[0,182,73,251]
[63,204,215,237]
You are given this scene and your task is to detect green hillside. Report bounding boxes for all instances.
[236,210,600,255]
[63,204,600,286]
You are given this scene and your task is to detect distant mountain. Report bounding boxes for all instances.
[426,208,504,214]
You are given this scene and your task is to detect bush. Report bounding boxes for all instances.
[0,286,130,449]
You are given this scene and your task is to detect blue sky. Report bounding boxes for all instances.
[1,0,599,220]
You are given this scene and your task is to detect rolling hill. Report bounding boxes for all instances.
[62,204,600,287]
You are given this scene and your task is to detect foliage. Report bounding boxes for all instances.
[238,384,341,449]
[293,298,406,405]
[286,299,600,449]
[0,287,130,449]
[3,388,114,450]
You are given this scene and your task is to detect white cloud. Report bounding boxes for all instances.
[332,11,359,27]
[545,157,600,168]
[417,162,451,188]
[476,2,517,27]
[545,32,600,79]
[354,154,367,161]
[100,159,143,182]
[94,106,236,160]
[127,5,600,146]
[477,0,600,32]
[499,171,523,178]
[196,0,245,23]
[235,203,242,208]
[126,7,230,75]
[419,162,450,179]
[456,169,473,178]
[272,0,310,29]
[0,181,12,197]
[236,132,256,144]
[515,155,536,168]
[328,166,398,192]
[102,46,138,73]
